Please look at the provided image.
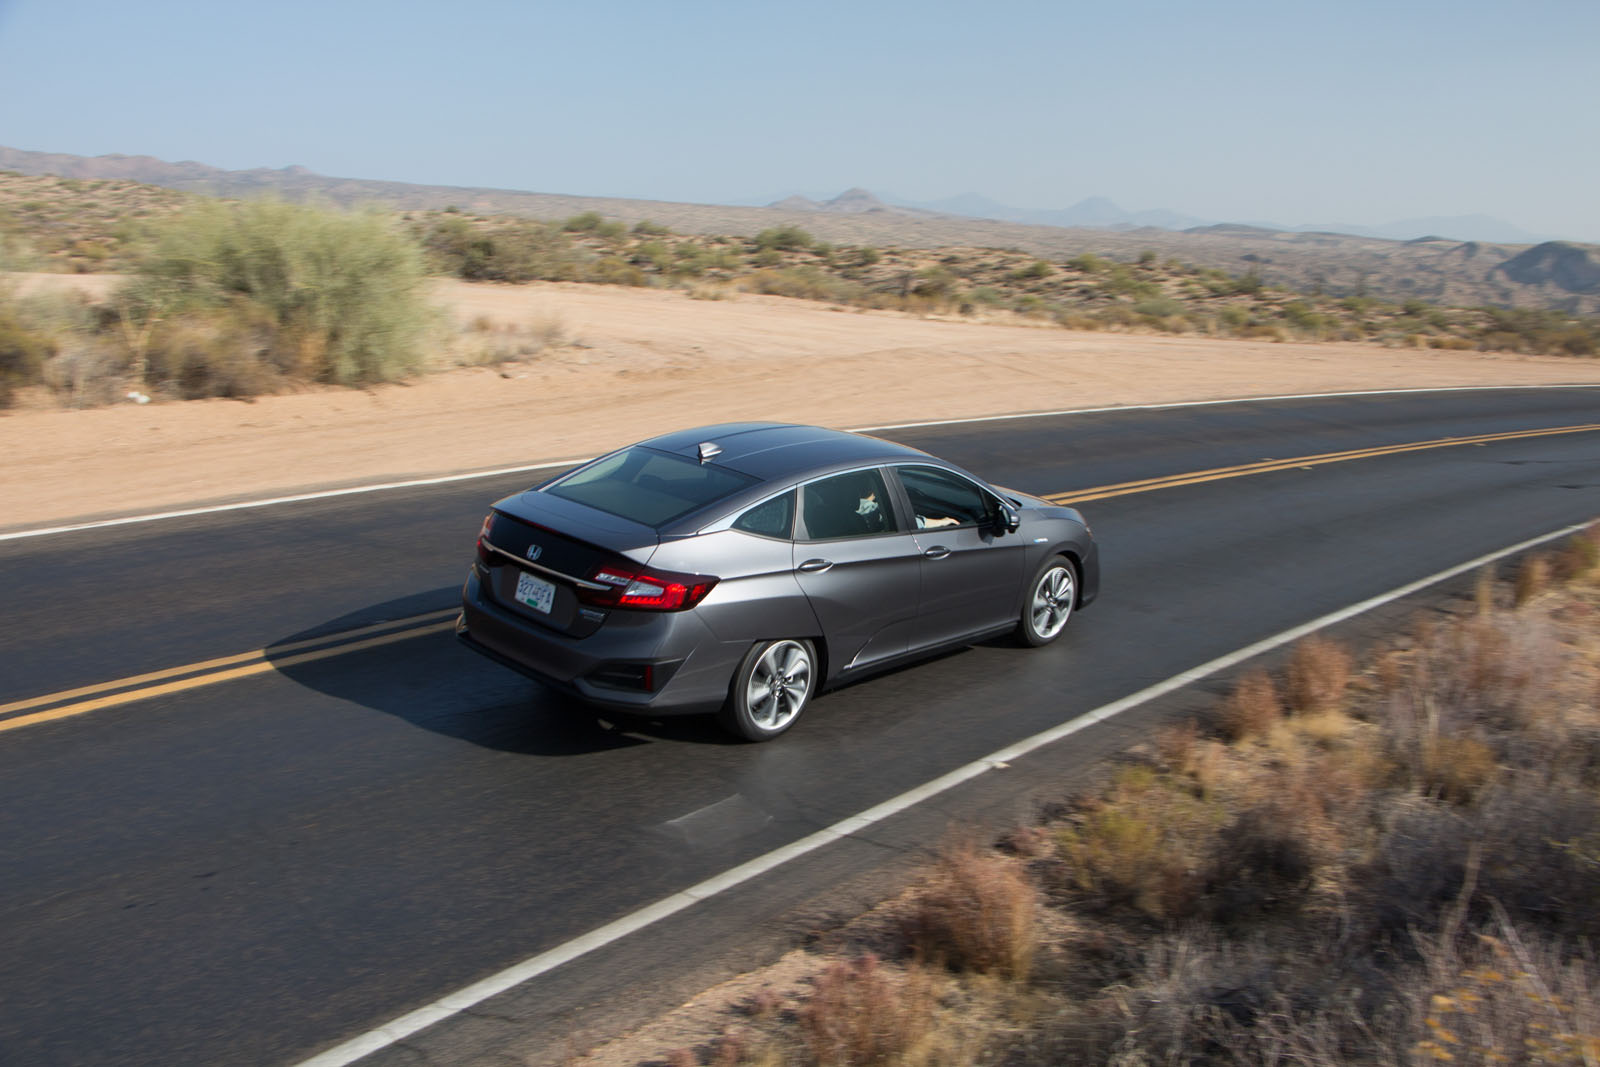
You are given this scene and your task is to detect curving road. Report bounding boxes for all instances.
[1,387,1597,1065]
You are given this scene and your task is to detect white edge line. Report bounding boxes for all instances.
[293,519,1591,1067]
[5,385,1595,543]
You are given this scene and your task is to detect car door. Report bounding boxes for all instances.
[791,467,924,674]
[892,464,1026,649]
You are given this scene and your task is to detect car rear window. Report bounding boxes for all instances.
[543,447,758,527]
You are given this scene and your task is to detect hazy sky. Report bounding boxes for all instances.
[2,0,1596,239]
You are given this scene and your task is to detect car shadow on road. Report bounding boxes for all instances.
[264,589,743,755]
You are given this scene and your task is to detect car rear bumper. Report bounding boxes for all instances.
[457,569,740,713]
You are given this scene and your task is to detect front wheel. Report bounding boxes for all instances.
[719,638,817,741]
[1017,556,1077,647]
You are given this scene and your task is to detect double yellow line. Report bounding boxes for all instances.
[3,421,1598,738]
[0,609,459,735]
[1046,423,1600,505]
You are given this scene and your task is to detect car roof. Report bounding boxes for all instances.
[636,422,932,482]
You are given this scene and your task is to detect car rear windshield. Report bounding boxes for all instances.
[543,447,758,528]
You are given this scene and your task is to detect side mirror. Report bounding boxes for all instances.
[993,503,1020,534]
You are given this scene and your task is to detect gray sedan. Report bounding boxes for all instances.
[458,422,1098,740]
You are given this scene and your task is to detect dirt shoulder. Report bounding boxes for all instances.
[2,276,1594,531]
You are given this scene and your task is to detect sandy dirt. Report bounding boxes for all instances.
[2,275,1595,530]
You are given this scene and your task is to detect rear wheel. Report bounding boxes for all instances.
[719,638,816,741]
[1017,556,1077,647]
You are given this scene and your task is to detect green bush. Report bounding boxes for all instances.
[419,216,584,283]
[1230,270,1264,296]
[629,240,672,271]
[1010,259,1053,281]
[0,306,54,406]
[631,219,672,235]
[754,225,812,252]
[561,211,604,232]
[744,267,864,303]
[125,198,436,389]
[1133,296,1186,318]
[1100,265,1159,298]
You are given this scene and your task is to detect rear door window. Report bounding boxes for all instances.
[544,447,757,527]
[799,469,897,541]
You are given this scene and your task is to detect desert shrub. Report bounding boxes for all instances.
[1131,296,1185,319]
[589,256,647,286]
[909,840,1037,979]
[1010,259,1053,281]
[1203,803,1316,923]
[1100,265,1158,298]
[0,305,55,406]
[124,199,435,389]
[1280,299,1327,333]
[142,302,282,398]
[1513,553,1551,607]
[911,266,959,301]
[754,225,812,252]
[629,240,672,271]
[1552,523,1600,582]
[743,267,864,304]
[1057,767,1221,919]
[1472,307,1600,357]
[1217,304,1250,329]
[561,210,604,232]
[800,955,931,1067]
[851,246,881,267]
[1094,304,1139,328]
[418,216,584,283]
[631,218,671,235]
[1219,669,1282,741]
[1284,636,1351,714]
[1066,253,1106,273]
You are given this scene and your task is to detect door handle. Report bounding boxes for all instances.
[922,546,951,560]
[797,558,834,573]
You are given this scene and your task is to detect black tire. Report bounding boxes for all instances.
[1016,556,1077,647]
[719,638,816,741]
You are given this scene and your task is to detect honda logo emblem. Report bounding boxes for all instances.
[525,543,543,561]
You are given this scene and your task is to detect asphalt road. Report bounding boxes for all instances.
[1,387,1597,1066]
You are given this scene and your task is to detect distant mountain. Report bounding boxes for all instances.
[876,188,1553,245]
[765,187,932,217]
[1495,241,1600,295]
[883,191,1207,231]
[5,144,1598,313]
[1294,214,1554,245]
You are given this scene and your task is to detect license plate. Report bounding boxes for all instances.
[514,571,556,614]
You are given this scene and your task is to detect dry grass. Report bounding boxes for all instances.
[1515,552,1552,607]
[578,545,1600,1067]
[1219,668,1283,741]
[1552,522,1600,583]
[1284,635,1353,714]
[907,839,1038,980]
[1055,765,1223,920]
[798,955,933,1067]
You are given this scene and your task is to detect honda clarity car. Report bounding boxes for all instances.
[458,422,1098,740]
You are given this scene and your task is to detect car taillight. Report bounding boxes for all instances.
[475,513,495,566]
[578,562,718,612]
